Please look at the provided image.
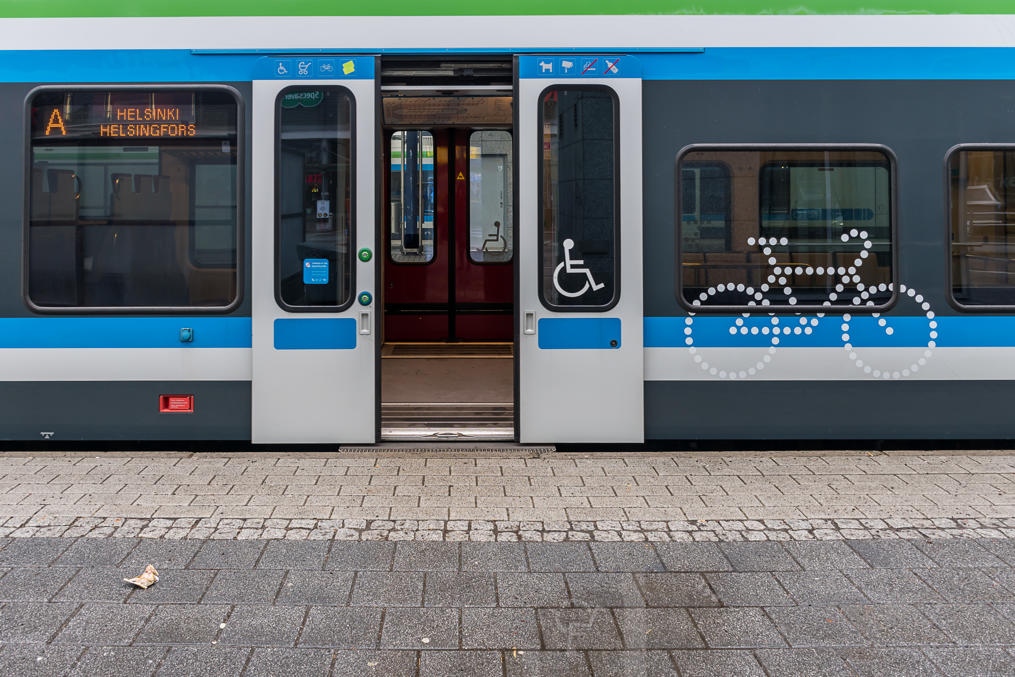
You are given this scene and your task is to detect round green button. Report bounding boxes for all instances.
[357,248,372,262]
[358,291,372,306]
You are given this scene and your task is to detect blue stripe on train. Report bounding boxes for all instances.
[645,315,1015,348]
[0,317,251,348]
[1,48,1015,83]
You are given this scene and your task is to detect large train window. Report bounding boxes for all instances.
[539,86,618,310]
[27,88,239,310]
[948,146,1015,308]
[389,130,436,264]
[469,130,513,264]
[677,146,895,313]
[276,87,354,310]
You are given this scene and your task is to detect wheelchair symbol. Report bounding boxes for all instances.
[552,238,605,298]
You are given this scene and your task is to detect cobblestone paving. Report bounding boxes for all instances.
[1,450,1015,540]
[2,538,1015,676]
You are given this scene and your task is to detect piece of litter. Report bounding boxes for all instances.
[367,662,378,667]
[421,637,430,644]
[219,623,226,629]
[123,564,159,589]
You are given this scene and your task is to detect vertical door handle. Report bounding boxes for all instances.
[359,311,372,335]
[523,311,536,335]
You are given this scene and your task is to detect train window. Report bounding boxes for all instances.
[276,86,354,310]
[390,130,436,264]
[469,131,513,264]
[677,147,894,312]
[948,147,1015,307]
[539,86,618,310]
[27,88,239,310]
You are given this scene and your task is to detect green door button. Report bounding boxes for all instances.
[358,291,372,306]
[358,248,372,262]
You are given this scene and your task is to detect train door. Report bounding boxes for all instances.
[517,55,644,443]
[251,57,378,443]
[379,57,515,439]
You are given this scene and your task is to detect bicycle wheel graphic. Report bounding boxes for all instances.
[840,282,937,379]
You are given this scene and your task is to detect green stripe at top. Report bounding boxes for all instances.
[1,0,1013,16]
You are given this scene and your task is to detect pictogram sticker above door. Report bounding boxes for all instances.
[519,55,639,78]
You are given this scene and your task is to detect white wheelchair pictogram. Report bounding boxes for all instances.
[552,238,605,299]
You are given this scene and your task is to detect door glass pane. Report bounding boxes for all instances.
[390,130,435,264]
[469,130,513,263]
[27,89,239,309]
[949,148,1015,306]
[277,87,354,309]
[540,87,617,309]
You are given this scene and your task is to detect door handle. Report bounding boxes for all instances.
[523,311,536,335]
[359,311,372,335]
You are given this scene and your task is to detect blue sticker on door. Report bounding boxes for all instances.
[303,259,329,285]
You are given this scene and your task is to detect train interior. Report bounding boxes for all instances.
[378,57,515,440]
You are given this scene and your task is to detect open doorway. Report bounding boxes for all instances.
[379,57,515,440]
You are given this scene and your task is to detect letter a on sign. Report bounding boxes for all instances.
[45,108,66,136]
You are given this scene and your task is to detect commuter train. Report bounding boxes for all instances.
[2,4,1015,444]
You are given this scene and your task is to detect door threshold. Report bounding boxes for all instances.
[381,427,515,441]
[381,402,514,441]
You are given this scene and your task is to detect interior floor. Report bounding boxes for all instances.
[381,343,514,440]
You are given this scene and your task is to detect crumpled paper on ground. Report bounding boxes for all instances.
[124,565,159,589]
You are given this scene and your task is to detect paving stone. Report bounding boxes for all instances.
[928,603,1015,644]
[125,569,214,605]
[419,650,502,677]
[461,543,528,571]
[765,607,860,648]
[509,650,592,677]
[924,647,1015,677]
[633,573,719,607]
[462,608,541,649]
[526,543,595,572]
[154,647,249,677]
[276,569,354,605]
[497,572,570,607]
[753,648,857,677]
[54,603,153,645]
[589,543,665,571]
[350,571,423,606]
[52,568,133,602]
[201,570,284,604]
[538,609,623,649]
[719,542,800,571]
[298,607,382,648]
[326,542,395,570]
[671,649,765,677]
[846,569,944,603]
[135,604,230,644]
[218,605,304,646]
[393,542,459,571]
[655,543,732,572]
[917,568,1015,603]
[587,650,674,676]
[846,539,938,568]
[0,602,78,643]
[69,646,166,677]
[776,571,869,605]
[914,539,1006,568]
[120,541,201,570]
[0,643,84,677]
[690,608,787,649]
[424,572,497,607]
[331,650,418,677]
[243,648,334,677]
[255,541,330,569]
[0,538,70,566]
[566,573,645,607]
[380,607,459,649]
[706,572,794,607]
[188,541,265,569]
[783,541,870,569]
[840,647,942,677]
[980,539,1015,567]
[614,608,705,649]
[55,539,137,566]
[0,566,76,601]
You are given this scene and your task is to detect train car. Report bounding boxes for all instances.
[1,4,1015,444]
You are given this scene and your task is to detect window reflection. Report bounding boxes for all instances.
[469,130,513,264]
[390,130,435,264]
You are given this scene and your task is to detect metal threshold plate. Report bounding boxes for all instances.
[381,402,513,441]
